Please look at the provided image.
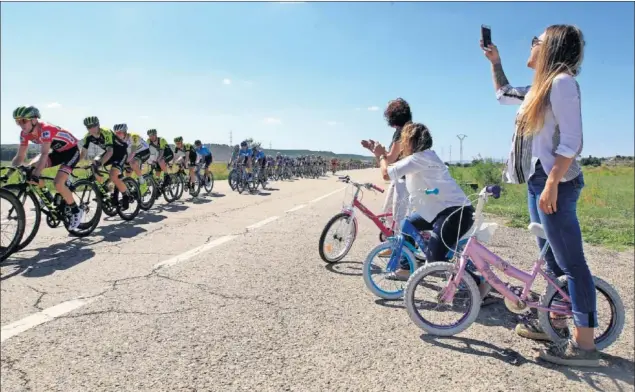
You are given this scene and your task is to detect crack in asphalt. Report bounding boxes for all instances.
[1,354,32,391]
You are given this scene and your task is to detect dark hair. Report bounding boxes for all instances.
[384,98,412,128]
[399,122,433,156]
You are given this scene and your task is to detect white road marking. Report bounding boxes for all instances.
[285,204,306,213]
[246,216,279,229]
[0,183,351,342]
[154,235,237,269]
[309,187,346,204]
[1,298,95,343]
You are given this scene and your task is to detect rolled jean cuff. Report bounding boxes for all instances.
[572,310,598,328]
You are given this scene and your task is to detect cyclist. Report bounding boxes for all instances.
[80,116,131,210]
[173,137,197,189]
[239,141,253,178]
[114,124,150,196]
[252,144,267,183]
[11,105,84,229]
[331,157,338,174]
[227,145,240,170]
[194,140,213,179]
[147,129,174,187]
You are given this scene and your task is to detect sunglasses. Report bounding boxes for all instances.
[531,36,542,48]
[15,118,30,125]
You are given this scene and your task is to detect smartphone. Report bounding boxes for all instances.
[481,24,492,49]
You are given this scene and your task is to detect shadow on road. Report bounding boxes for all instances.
[420,335,528,366]
[187,197,212,205]
[1,213,169,280]
[256,192,272,197]
[152,202,189,213]
[374,298,404,309]
[324,261,362,277]
[207,192,225,198]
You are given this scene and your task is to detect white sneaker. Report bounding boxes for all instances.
[69,209,85,230]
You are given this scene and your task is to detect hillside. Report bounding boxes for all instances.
[0,143,373,163]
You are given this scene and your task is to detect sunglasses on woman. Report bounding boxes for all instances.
[531,36,542,48]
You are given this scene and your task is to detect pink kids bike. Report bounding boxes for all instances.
[318,176,394,263]
[404,185,625,350]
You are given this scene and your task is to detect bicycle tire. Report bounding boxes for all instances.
[138,174,157,211]
[0,188,26,262]
[318,212,357,263]
[204,172,214,193]
[66,179,103,237]
[116,178,141,221]
[539,275,625,350]
[2,184,41,252]
[404,262,481,335]
[362,240,418,300]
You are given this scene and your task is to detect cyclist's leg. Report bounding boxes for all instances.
[188,151,197,185]
[133,149,150,194]
[50,147,83,228]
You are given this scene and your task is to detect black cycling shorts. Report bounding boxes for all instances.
[133,149,151,164]
[203,155,212,168]
[47,146,80,175]
[103,147,128,173]
[162,149,174,164]
[188,150,197,165]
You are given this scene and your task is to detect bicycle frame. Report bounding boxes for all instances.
[443,236,572,316]
[341,185,393,238]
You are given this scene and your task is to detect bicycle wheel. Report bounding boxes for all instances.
[362,240,418,300]
[404,262,481,335]
[2,184,41,252]
[116,178,141,221]
[172,174,185,200]
[318,213,357,263]
[66,179,103,237]
[539,275,625,350]
[139,174,157,211]
[162,175,179,203]
[0,188,26,262]
[204,172,214,193]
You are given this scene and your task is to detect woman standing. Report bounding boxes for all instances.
[482,25,599,366]
[361,98,412,253]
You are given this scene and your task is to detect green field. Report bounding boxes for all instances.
[450,162,635,251]
[2,160,633,250]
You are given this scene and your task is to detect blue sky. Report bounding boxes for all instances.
[1,2,633,160]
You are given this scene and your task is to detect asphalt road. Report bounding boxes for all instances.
[1,169,633,392]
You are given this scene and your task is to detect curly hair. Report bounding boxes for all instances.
[384,98,412,128]
[399,122,433,156]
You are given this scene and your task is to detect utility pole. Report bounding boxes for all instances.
[456,134,467,164]
[229,130,233,147]
[269,141,272,150]
[441,147,445,162]
[449,145,452,164]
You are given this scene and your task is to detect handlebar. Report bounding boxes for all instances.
[370,184,384,193]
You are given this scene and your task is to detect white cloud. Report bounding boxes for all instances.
[46,102,62,109]
[367,106,379,111]
[263,117,282,125]
[326,121,338,126]
[222,78,232,85]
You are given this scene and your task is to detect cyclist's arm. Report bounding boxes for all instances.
[33,142,51,176]
[12,144,28,167]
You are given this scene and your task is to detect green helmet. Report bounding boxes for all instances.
[174,136,183,143]
[83,116,100,128]
[147,129,157,136]
[13,106,41,119]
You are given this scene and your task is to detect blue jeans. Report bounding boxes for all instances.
[528,162,597,328]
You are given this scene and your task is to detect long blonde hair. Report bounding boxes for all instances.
[517,25,585,136]
[399,122,433,157]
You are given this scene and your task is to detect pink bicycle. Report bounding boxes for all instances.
[404,185,625,350]
[318,175,394,263]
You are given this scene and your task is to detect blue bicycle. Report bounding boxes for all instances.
[362,187,497,300]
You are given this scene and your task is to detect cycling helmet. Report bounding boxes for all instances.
[113,123,128,132]
[234,145,240,151]
[147,129,157,136]
[194,140,202,146]
[13,106,41,119]
[83,116,100,128]
[174,136,183,143]
[240,141,247,147]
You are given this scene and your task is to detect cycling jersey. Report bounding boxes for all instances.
[125,133,149,152]
[82,128,127,151]
[20,122,78,152]
[254,151,265,160]
[148,137,172,154]
[196,146,212,157]
[239,148,252,158]
[174,143,194,154]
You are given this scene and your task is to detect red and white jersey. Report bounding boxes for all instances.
[20,121,78,152]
